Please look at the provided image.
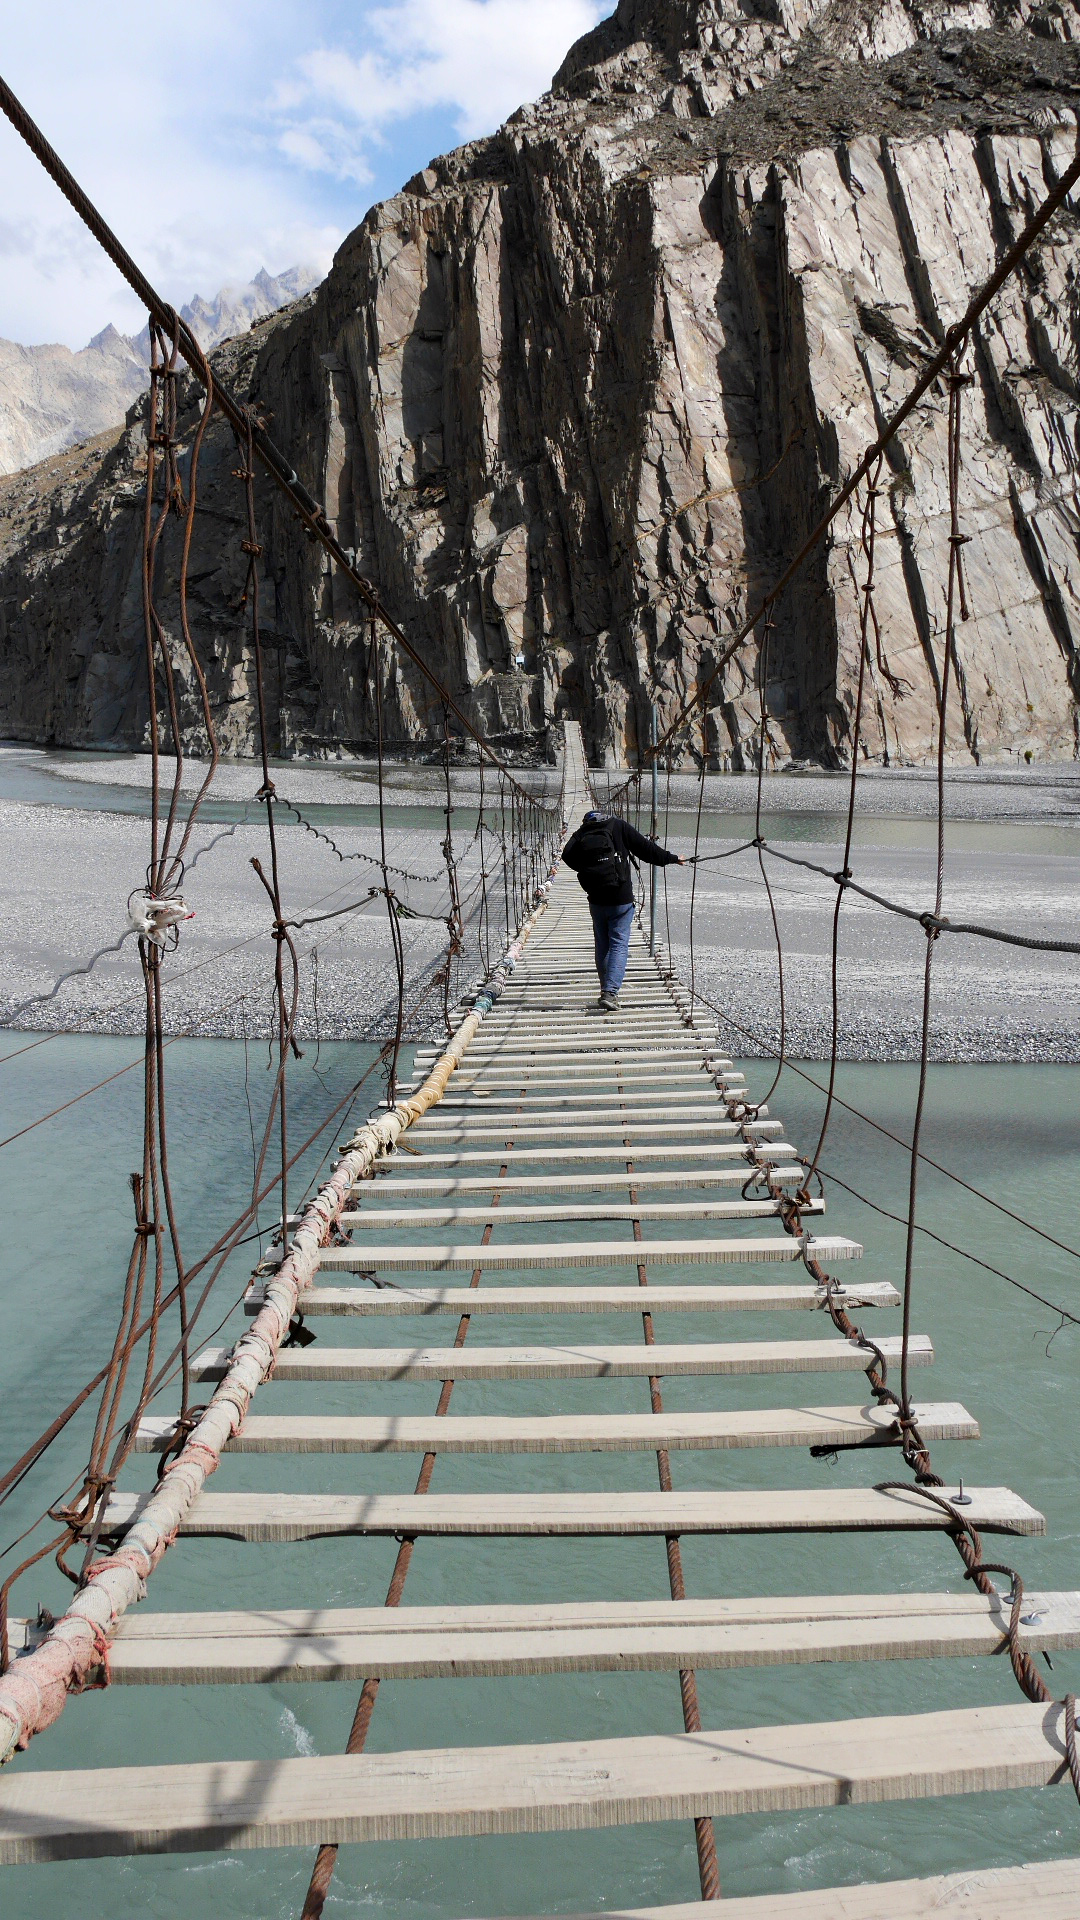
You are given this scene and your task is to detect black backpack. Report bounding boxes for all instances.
[568,818,624,896]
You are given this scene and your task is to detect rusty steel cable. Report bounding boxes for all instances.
[441,706,464,1035]
[237,418,303,1256]
[369,620,408,1108]
[806,463,882,1187]
[298,1141,520,1920]
[268,793,443,887]
[752,611,788,1111]
[900,359,966,1425]
[627,1139,722,1900]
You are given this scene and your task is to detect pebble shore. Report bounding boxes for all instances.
[2,748,1079,1062]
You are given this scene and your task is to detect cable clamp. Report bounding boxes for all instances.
[919,911,948,935]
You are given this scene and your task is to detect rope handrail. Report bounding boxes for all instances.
[687,836,1080,956]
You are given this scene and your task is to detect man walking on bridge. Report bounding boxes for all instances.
[561,810,684,1012]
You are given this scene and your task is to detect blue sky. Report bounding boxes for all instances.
[0,0,607,346]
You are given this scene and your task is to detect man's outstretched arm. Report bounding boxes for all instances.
[621,822,685,867]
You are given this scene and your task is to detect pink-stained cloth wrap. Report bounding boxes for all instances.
[0,878,556,1766]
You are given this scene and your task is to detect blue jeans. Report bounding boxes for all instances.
[589,899,635,994]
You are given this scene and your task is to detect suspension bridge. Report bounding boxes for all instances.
[1,61,1080,1920]
[0,720,1077,1915]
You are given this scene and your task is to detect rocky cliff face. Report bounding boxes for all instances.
[4,0,1080,767]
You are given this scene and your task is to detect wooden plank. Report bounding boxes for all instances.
[99,1484,1044,1542]
[370,1140,789,1172]
[417,1103,731,1127]
[362,1168,806,1196]
[427,1057,731,1072]
[243,1279,895,1316]
[135,1400,976,1455]
[0,1702,1068,1860]
[332,1199,824,1229]
[191,1334,932,1382]
[456,1024,716,1041]
[412,1052,729,1069]
[300,1234,862,1272]
[12,1587,1075,1687]
[401,1122,778,1143]
[473,1860,1080,1920]
[415,1086,730,1104]
[412,1056,724,1074]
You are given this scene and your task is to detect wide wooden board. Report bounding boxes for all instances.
[12,1590,1077,1687]
[0,1704,1069,1861]
[136,1400,975,1455]
[243,1280,895,1317]
[302,1235,862,1273]
[98,1484,1043,1542]
[191,1333,931,1382]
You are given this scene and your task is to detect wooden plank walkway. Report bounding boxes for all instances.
[290,1234,862,1272]
[190,1334,934,1382]
[473,1860,1080,1918]
[0,720,1065,1911]
[363,1167,806,1194]
[0,1704,1071,1862]
[99,1484,1044,1542]
[243,1280,898,1315]
[136,1399,976,1454]
[329,1200,827,1229]
[11,1589,1079,1684]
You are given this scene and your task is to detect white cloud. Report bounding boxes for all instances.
[0,0,606,346]
[277,0,607,177]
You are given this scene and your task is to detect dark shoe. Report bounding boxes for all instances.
[599,991,620,1013]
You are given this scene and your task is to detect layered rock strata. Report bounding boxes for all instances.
[3,0,1080,766]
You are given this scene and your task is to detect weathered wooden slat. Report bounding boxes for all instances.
[13,1587,1075,1687]
[243,1279,894,1317]
[331,1199,824,1230]
[363,1167,805,1196]
[190,1333,930,1383]
[301,1232,861,1272]
[459,1025,713,1037]
[99,1484,1043,1543]
[412,1055,728,1073]
[481,1860,1080,1920]
[410,1048,730,1065]
[0,1703,1068,1861]
[367,1140,791,1173]
[416,1089,731,1109]
[417,1101,728,1126]
[299,1234,860,1273]
[135,1400,975,1456]
[401,1121,776,1143]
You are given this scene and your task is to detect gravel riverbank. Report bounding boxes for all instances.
[1,748,1078,1061]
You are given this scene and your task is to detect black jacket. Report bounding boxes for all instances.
[561,814,679,905]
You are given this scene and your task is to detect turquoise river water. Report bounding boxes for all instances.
[0,1028,1078,1917]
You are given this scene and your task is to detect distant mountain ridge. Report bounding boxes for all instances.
[0,266,321,476]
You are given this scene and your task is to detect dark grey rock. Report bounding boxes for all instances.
[4,2,1080,770]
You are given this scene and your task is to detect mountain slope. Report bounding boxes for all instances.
[0,267,320,476]
[2,1,1080,766]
